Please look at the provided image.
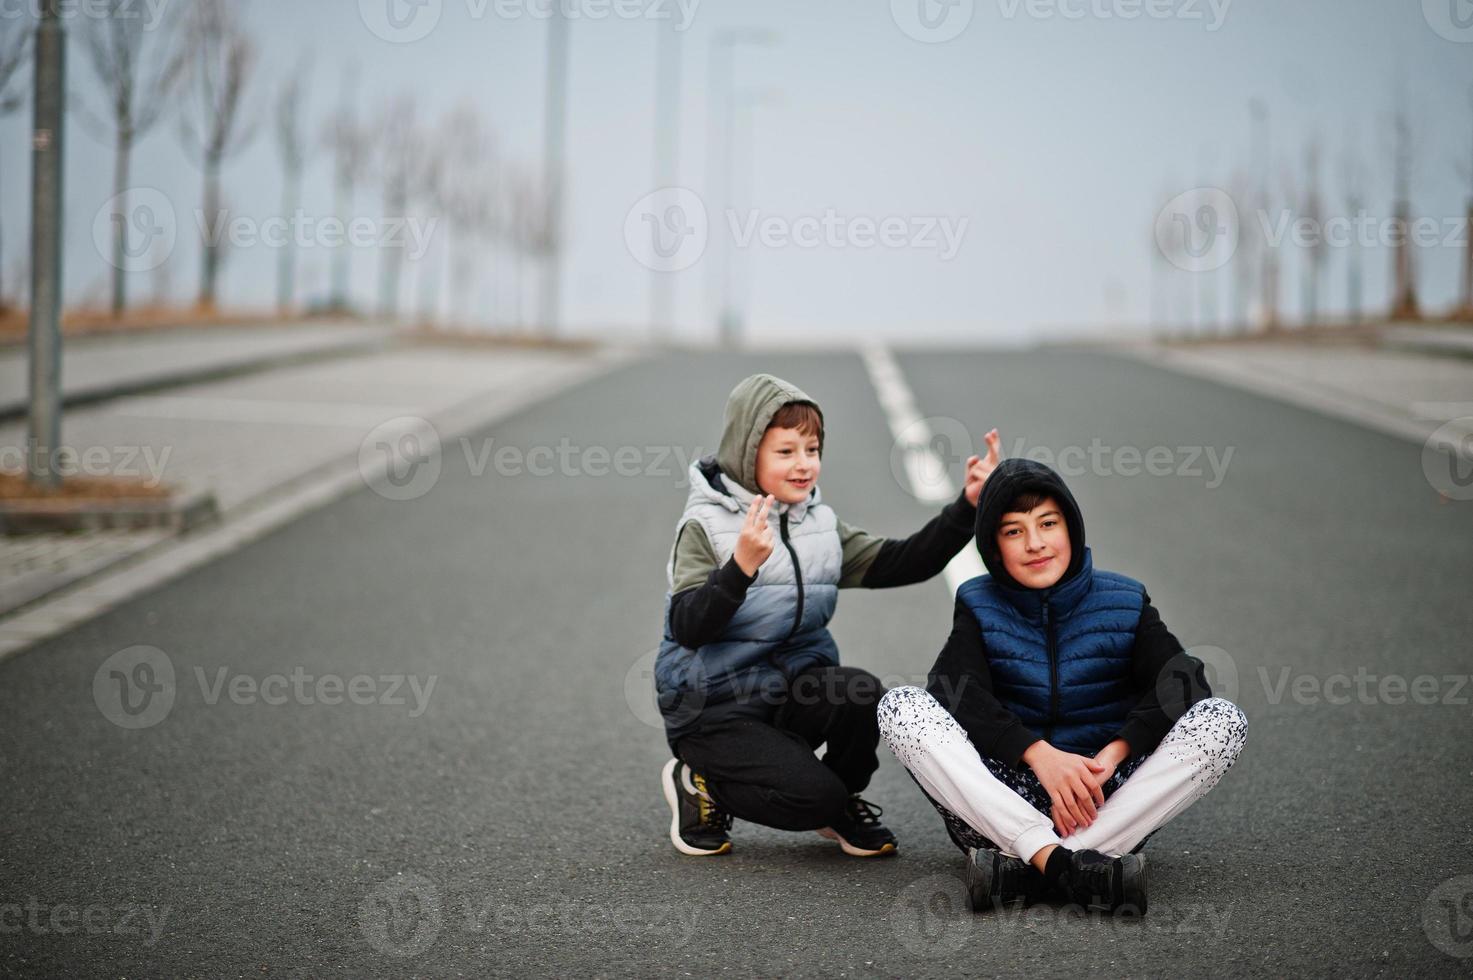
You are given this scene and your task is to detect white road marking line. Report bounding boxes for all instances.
[859,344,985,596]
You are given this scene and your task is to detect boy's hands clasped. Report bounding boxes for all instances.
[734,494,777,577]
[1022,740,1108,838]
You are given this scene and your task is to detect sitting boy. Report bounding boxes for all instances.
[879,457,1247,913]
[655,373,999,857]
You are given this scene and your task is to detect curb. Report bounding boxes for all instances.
[0,348,643,660]
[0,333,396,424]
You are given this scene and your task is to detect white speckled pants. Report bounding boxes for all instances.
[877,686,1248,861]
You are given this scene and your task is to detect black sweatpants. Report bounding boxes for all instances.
[674,665,887,832]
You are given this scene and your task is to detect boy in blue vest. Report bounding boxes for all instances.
[879,457,1247,914]
[655,374,1000,857]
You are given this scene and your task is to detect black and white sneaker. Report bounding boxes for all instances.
[1053,848,1148,914]
[660,758,732,856]
[965,847,1047,911]
[818,796,897,857]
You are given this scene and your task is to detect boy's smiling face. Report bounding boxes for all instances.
[995,496,1072,589]
[754,425,821,504]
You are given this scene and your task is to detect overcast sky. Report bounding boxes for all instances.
[0,0,1470,344]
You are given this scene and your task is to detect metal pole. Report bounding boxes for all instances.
[703,35,728,344]
[718,49,737,347]
[539,5,569,337]
[28,0,64,489]
[650,18,681,340]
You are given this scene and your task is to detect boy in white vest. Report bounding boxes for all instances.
[655,373,999,857]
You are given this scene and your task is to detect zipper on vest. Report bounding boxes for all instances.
[779,511,805,638]
[1043,598,1059,738]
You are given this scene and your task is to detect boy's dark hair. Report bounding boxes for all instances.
[768,401,825,453]
[998,490,1052,524]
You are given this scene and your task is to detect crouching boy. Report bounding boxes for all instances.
[655,373,999,858]
[879,457,1247,913]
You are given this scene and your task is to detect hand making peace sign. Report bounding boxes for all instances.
[733,494,777,578]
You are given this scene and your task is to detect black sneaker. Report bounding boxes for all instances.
[1053,848,1148,914]
[660,758,732,856]
[965,847,1047,911]
[818,796,897,857]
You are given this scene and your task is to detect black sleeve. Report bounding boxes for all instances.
[1113,593,1213,757]
[860,491,977,589]
[926,599,1041,767]
[667,557,757,650]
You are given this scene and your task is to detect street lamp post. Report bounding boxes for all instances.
[729,88,779,337]
[28,0,65,489]
[705,28,775,348]
[539,5,569,338]
[649,17,682,340]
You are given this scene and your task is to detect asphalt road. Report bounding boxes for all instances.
[1,348,1470,978]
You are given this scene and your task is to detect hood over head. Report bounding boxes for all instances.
[974,457,1087,591]
[715,374,824,495]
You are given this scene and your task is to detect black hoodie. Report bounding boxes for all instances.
[925,459,1212,766]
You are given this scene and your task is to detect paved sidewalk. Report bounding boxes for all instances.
[1123,339,1473,457]
[0,322,397,420]
[0,339,633,637]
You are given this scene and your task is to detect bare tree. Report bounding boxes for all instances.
[1249,98,1280,331]
[322,63,368,314]
[412,129,447,326]
[1385,87,1419,320]
[432,104,495,327]
[374,95,421,320]
[1339,128,1367,323]
[1295,138,1327,327]
[76,0,185,317]
[0,21,31,311]
[506,166,547,331]
[178,0,258,311]
[1227,167,1256,333]
[1456,85,1473,318]
[274,53,311,315]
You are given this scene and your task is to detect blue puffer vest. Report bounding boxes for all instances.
[654,460,843,742]
[956,549,1144,756]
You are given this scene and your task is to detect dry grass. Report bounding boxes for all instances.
[0,471,172,502]
[0,307,364,344]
